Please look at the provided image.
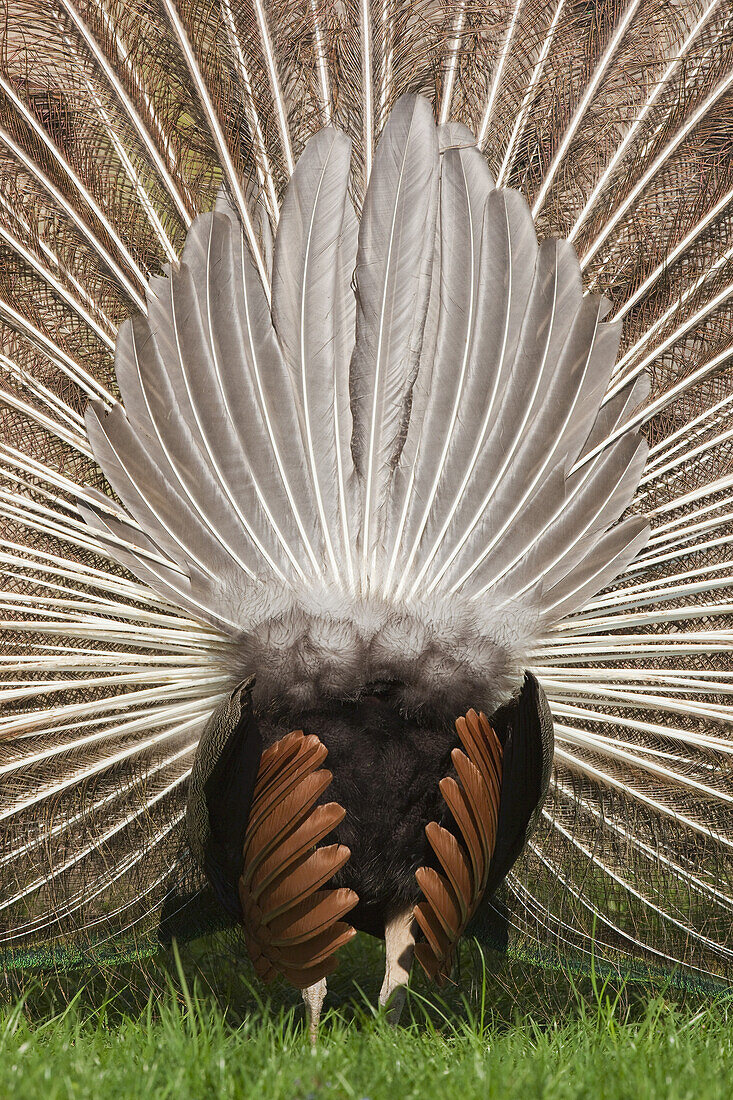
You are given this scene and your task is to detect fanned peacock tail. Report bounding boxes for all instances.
[1,0,733,987]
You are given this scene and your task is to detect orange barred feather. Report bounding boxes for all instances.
[414,709,503,984]
[238,730,357,988]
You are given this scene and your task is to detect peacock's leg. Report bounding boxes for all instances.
[301,977,327,1043]
[379,908,416,1024]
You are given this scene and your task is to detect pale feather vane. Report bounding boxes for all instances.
[1,0,732,989]
[383,131,493,597]
[272,127,358,589]
[349,94,439,589]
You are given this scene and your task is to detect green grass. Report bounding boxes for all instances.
[1,935,731,1100]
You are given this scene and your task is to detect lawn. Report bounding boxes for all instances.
[1,935,730,1099]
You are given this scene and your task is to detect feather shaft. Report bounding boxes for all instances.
[532,0,644,217]
[160,0,270,296]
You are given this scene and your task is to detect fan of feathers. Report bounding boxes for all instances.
[0,0,733,1003]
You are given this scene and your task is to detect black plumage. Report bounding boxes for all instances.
[192,674,552,948]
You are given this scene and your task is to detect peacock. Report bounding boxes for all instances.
[1,0,733,1039]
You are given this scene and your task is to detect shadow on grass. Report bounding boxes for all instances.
[1,929,721,1041]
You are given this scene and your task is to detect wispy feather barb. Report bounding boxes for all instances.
[1,1,732,987]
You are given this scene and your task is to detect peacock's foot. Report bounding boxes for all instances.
[302,977,327,1043]
[378,908,416,1025]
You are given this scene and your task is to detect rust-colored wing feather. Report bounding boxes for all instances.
[239,730,358,988]
[414,709,503,984]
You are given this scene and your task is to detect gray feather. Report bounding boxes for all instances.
[348,93,439,587]
[272,127,358,586]
[541,516,650,621]
[111,302,264,585]
[579,372,651,461]
[449,292,621,597]
[385,137,494,593]
[75,494,233,632]
[205,206,324,583]
[487,435,648,608]
[417,236,581,595]
[543,438,649,590]
[396,186,536,600]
